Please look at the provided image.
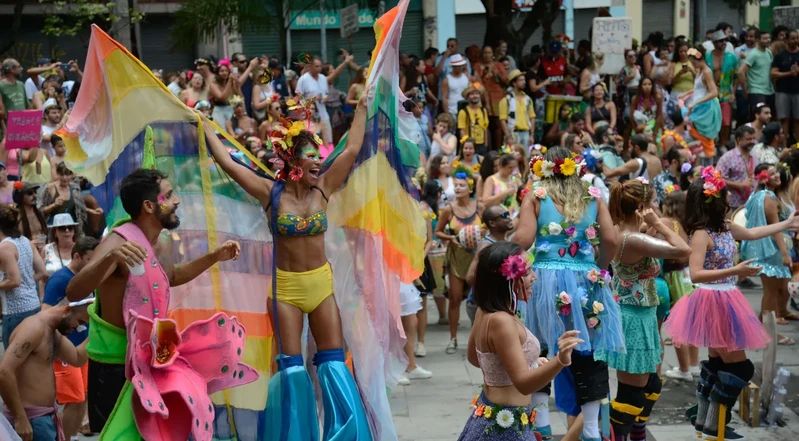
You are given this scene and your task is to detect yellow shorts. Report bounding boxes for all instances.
[272,262,334,314]
[54,360,88,404]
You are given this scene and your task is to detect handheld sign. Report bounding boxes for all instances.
[592,17,633,75]
[5,110,42,150]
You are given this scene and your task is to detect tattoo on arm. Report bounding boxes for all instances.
[12,342,31,359]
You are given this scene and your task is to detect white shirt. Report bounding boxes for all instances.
[24,76,45,100]
[167,81,183,97]
[40,124,56,155]
[296,72,330,121]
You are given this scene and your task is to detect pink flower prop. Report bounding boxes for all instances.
[126,311,258,441]
[500,254,528,281]
[533,187,547,199]
[564,226,577,237]
[558,292,571,305]
[587,269,599,283]
[587,186,601,199]
[587,317,599,328]
[585,226,597,240]
[560,304,572,316]
[599,269,611,283]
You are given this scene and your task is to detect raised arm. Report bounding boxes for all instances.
[65,233,144,301]
[199,114,271,204]
[604,158,640,179]
[57,336,88,367]
[730,210,799,241]
[512,195,539,249]
[319,93,368,195]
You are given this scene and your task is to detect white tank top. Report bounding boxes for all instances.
[446,73,469,115]
[692,70,708,104]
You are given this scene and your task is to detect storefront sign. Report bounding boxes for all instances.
[291,9,376,30]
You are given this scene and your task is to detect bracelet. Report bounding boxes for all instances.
[556,354,571,367]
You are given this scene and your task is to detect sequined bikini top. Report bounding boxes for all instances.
[267,186,329,237]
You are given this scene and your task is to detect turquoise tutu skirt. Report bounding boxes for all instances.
[606,305,662,374]
[682,98,721,140]
[524,264,626,362]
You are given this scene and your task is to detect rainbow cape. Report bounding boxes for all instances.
[59,25,272,440]
[58,0,424,436]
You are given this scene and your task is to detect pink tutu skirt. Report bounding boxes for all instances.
[664,284,771,351]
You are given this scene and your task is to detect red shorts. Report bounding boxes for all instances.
[720,102,732,126]
[53,360,88,404]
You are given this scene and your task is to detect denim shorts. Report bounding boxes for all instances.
[2,307,40,349]
[30,414,57,441]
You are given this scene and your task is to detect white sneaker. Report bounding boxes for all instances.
[397,374,410,386]
[689,365,701,376]
[407,365,433,380]
[415,342,427,357]
[446,338,458,354]
[665,367,693,381]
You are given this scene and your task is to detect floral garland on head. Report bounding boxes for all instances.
[269,99,324,181]
[755,169,771,184]
[452,163,476,192]
[700,166,726,201]
[529,155,586,179]
[498,253,532,313]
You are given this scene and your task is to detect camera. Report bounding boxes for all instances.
[55,87,63,94]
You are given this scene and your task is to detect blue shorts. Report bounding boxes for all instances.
[554,368,581,416]
[2,307,39,349]
[31,414,57,441]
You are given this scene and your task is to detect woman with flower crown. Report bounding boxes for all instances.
[605,177,692,441]
[200,94,376,440]
[514,146,624,441]
[459,240,584,441]
[435,165,485,354]
[740,164,796,338]
[664,166,799,440]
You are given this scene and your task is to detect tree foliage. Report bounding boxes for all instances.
[482,0,562,60]
[39,0,143,38]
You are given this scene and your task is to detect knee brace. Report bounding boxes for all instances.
[697,360,719,399]
[638,373,663,421]
[610,382,646,435]
[720,359,755,384]
[569,353,610,405]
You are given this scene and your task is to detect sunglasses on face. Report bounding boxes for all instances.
[57,226,74,232]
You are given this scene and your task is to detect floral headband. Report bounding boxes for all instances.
[498,253,532,311]
[269,100,324,181]
[530,156,586,179]
[687,48,702,60]
[452,165,476,191]
[664,184,681,195]
[452,159,481,175]
[194,58,211,67]
[499,144,514,156]
[756,169,771,184]
[700,166,726,201]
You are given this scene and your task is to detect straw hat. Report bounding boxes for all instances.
[50,213,79,229]
[461,82,483,99]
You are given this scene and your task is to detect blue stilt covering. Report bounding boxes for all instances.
[314,349,373,441]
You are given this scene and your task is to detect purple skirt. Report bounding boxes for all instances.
[457,392,540,441]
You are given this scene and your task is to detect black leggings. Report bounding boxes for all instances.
[88,359,126,433]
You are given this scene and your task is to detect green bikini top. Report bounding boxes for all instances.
[268,186,329,237]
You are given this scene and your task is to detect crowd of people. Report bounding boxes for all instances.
[0,14,798,441]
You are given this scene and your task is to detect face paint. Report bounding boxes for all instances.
[300,145,319,160]
[157,195,168,213]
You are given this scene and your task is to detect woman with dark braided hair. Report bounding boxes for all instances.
[200,93,373,440]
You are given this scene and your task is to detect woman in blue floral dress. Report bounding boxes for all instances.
[514,146,624,441]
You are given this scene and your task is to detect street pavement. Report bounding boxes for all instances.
[5,283,799,440]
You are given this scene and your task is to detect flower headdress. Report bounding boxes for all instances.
[664,184,681,195]
[700,166,726,201]
[269,100,324,181]
[755,169,771,184]
[229,95,245,107]
[530,155,586,179]
[499,144,514,156]
[452,163,476,192]
[498,253,531,311]
[12,181,25,191]
[460,135,471,144]
[687,48,702,60]
[779,162,792,181]
[681,162,693,174]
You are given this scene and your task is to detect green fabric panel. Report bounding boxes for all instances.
[86,302,128,365]
[98,381,141,441]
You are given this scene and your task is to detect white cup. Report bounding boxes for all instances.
[127,262,145,276]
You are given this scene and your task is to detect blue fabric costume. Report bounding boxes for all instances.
[741,189,792,279]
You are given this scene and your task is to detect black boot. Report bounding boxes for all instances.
[693,361,718,434]
[702,371,748,440]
